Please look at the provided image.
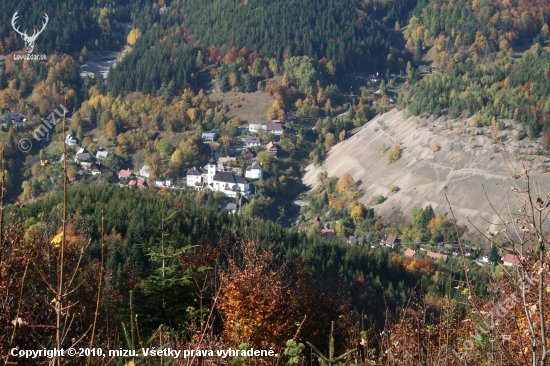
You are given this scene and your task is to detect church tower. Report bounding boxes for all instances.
[207,152,217,184]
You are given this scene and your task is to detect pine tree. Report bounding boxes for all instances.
[77,126,84,142]
[90,107,97,127]
[489,244,500,264]
[0,65,6,89]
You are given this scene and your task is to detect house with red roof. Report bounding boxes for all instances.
[266,141,278,156]
[502,253,521,267]
[404,248,416,258]
[118,169,133,179]
[136,179,147,189]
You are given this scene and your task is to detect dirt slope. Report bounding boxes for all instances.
[302,110,550,230]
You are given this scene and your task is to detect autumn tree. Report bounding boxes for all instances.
[324,133,336,149]
[127,29,141,46]
[337,174,354,194]
[105,120,117,138]
[386,142,401,163]
[257,151,274,170]
[219,242,293,350]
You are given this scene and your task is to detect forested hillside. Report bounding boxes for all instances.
[3,186,490,360]
[170,0,400,72]
[107,0,419,95]
[406,0,550,56]
[406,44,550,143]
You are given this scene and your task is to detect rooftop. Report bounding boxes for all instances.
[404,248,416,258]
[213,171,248,185]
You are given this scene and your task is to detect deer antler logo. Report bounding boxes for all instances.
[11,11,49,54]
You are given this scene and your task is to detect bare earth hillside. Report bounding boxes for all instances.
[302,110,550,231]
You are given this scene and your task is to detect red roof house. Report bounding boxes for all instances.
[321,228,335,237]
[404,248,416,258]
[118,169,133,179]
[266,141,278,156]
[136,179,147,189]
[502,253,521,266]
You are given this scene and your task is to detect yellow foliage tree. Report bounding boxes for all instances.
[351,204,365,221]
[127,29,141,46]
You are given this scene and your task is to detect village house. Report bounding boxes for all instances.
[502,253,521,267]
[245,162,263,179]
[369,73,381,83]
[427,252,448,262]
[245,136,261,147]
[444,244,472,256]
[266,122,284,135]
[220,202,239,214]
[202,132,218,143]
[380,235,399,248]
[65,134,78,146]
[286,111,297,120]
[186,167,205,189]
[118,169,133,179]
[241,149,255,160]
[139,165,150,178]
[81,162,93,170]
[321,228,335,237]
[404,248,416,258]
[218,156,237,164]
[91,166,102,175]
[136,179,147,189]
[266,141,278,156]
[74,153,90,163]
[96,151,109,159]
[348,236,363,244]
[482,250,490,263]
[76,147,86,154]
[248,124,267,133]
[154,179,171,188]
[2,111,27,123]
[128,180,137,188]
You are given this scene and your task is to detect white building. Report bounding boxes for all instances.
[140,165,150,178]
[245,162,263,179]
[186,155,250,197]
[186,167,205,190]
[248,124,267,133]
[96,151,109,159]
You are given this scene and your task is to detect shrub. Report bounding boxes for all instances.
[430,142,440,152]
[386,142,401,163]
[388,185,400,195]
[372,195,385,205]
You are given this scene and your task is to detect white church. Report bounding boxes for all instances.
[187,155,251,198]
